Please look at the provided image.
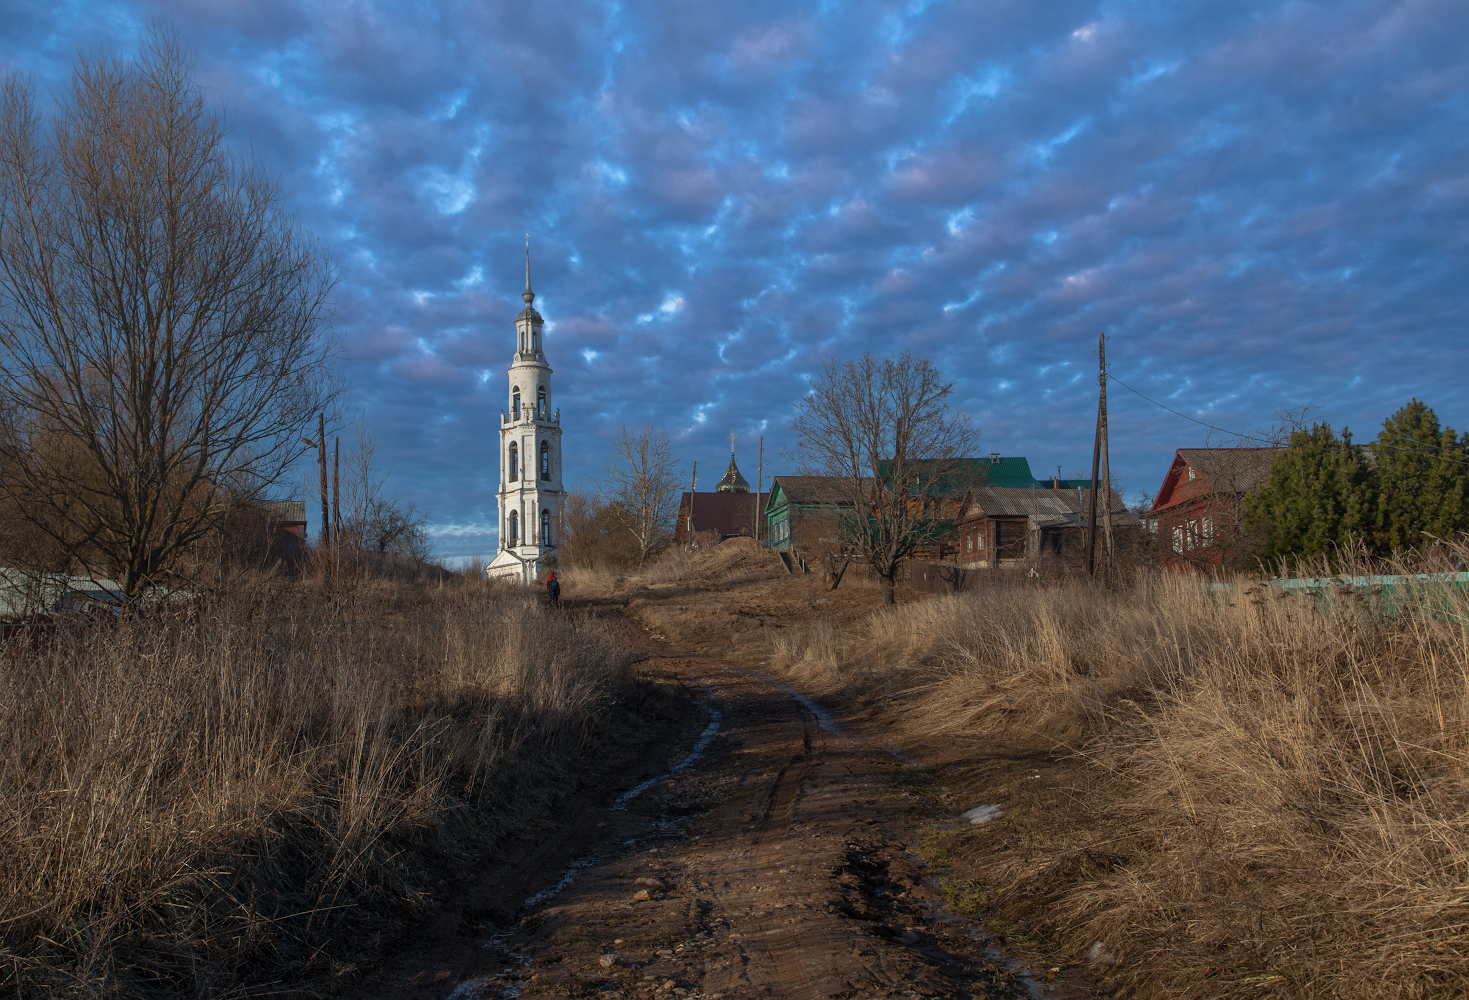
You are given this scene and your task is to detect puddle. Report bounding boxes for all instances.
[493,690,724,924]
[910,853,1053,998]
[446,929,530,999]
[611,695,722,812]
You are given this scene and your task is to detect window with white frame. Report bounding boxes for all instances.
[1202,516,1214,546]
[1172,525,1184,553]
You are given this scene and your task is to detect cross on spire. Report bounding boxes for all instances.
[523,234,534,305]
[729,428,737,455]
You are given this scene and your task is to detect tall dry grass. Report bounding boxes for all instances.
[0,582,632,997]
[561,536,786,598]
[772,569,1469,998]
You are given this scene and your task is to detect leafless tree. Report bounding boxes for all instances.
[333,413,429,562]
[559,490,603,570]
[597,424,682,567]
[0,28,336,602]
[790,352,977,605]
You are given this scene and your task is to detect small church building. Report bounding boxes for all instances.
[675,445,766,542]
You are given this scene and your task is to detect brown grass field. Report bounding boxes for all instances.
[611,541,1469,999]
[778,573,1469,997]
[0,577,637,997]
[9,539,1469,999]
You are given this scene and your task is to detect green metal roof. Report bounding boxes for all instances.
[876,456,1041,494]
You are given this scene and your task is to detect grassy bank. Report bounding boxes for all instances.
[768,569,1469,998]
[1,580,635,997]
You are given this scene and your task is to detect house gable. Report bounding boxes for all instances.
[767,480,789,514]
[1151,452,1192,511]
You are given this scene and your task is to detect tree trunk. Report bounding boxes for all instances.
[879,574,895,605]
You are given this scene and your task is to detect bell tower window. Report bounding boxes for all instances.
[541,509,551,545]
[540,440,550,480]
[508,443,518,481]
[537,385,547,416]
[507,510,518,547]
[512,386,521,419]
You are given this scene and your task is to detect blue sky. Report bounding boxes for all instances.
[5,1,1468,559]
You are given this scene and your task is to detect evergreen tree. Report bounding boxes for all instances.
[1245,423,1377,562]
[1374,400,1469,551]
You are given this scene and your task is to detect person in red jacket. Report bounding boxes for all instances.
[545,570,560,608]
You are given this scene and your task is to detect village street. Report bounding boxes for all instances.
[354,578,1103,1000]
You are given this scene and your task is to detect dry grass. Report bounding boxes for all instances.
[561,536,786,599]
[0,580,633,997]
[770,569,1469,998]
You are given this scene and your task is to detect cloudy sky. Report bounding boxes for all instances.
[6,0,1467,559]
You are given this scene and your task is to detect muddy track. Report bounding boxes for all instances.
[354,612,1101,1000]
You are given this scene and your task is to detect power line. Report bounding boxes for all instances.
[1106,372,1469,468]
[1106,374,1272,444]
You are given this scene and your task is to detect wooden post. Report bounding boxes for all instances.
[317,412,330,547]
[756,435,764,542]
[1086,334,1103,579]
[688,462,697,538]
[1098,336,1114,585]
[332,436,341,551]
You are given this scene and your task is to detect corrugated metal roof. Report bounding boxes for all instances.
[876,456,1040,493]
[1175,448,1281,494]
[768,476,867,506]
[259,499,307,522]
[960,486,1140,527]
[678,491,766,538]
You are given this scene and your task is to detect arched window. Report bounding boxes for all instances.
[540,440,550,480]
[507,510,518,547]
[537,385,547,416]
[512,386,521,419]
[508,443,519,481]
[541,509,551,546]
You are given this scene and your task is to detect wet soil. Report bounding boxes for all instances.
[351,586,1104,1000]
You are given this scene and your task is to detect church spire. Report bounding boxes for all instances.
[523,235,535,306]
[716,429,751,493]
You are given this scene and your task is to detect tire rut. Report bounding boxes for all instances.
[357,609,1104,1000]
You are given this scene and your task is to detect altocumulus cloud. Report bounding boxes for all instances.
[4,0,1467,557]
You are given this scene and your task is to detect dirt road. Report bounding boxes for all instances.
[356,611,1101,1000]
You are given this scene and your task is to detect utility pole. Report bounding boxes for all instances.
[688,462,697,539]
[1098,336,1114,584]
[756,435,764,542]
[317,413,330,547]
[332,436,341,551]
[1086,335,1103,579]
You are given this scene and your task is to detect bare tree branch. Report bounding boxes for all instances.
[596,424,681,567]
[0,26,337,602]
[789,352,977,604]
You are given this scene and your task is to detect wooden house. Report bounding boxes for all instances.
[765,476,863,553]
[955,486,1138,569]
[1148,448,1279,569]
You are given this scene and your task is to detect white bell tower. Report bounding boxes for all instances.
[486,244,564,585]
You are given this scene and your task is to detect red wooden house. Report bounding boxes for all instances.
[1149,448,1279,569]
